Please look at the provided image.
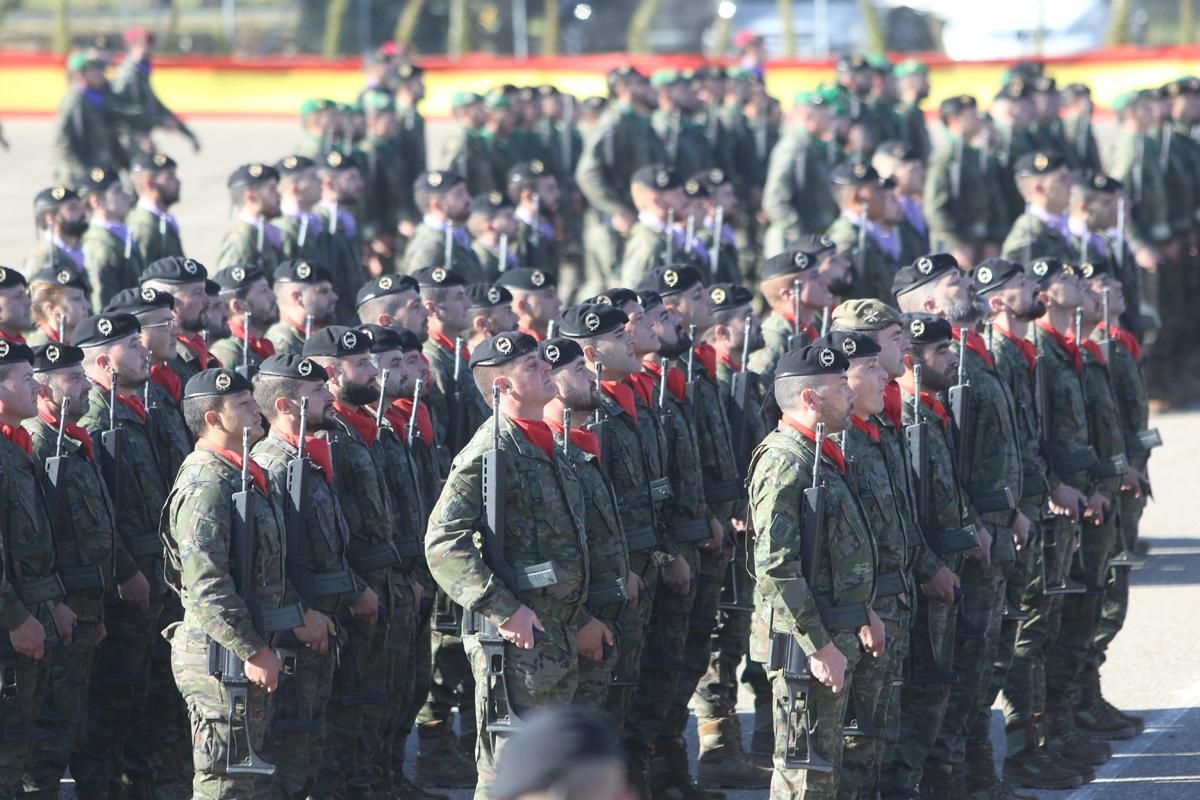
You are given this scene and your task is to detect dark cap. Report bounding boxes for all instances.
[141,256,207,285]
[814,331,881,360]
[708,283,753,311]
[78,166,121,196]
[507,159,551,187]
[996,79,1032,101]
[775,343,849,378]
[1025,257,1076,286]
[761,248,821,281]
[32,342,83,373]
[412,265,466,288]
[34,185,78,212]
[892,253,960,297]
[592,288,639,308]
[876,140,921,162]
[682,176,708,200]
[183,368,253,400]
[696,167,729,189]
[0,338,34,367]
[559,303,628,339]
[274,155,316,175]
[131,152,176,173]
[213,265,266,293]
[636,264,703,297]
[466,283,513,309]
[830,161,881,186]
[637,289,663,310]
[939,94,978,117]
[496,267,555,291]
[320,150,359,173]
[903,313,953,345]
[227,162,280,190]
[835,54,871,72]
[831,298,902,331]
[632,165,682,191]
[302,326,372,358]
[1061,82,1092,100]
[1013,150,1067,178]
[0,266,26,290]
[469,191,512,217]
[392,327,422,352]
[539,337,584,370]
[490,707,624,800]
[414,170,465,195]
[104,285,175,315]
[1077,261,1105,280]
[274,259,332,285]
[73,313,142,348]
[356,274,418,308]
[359,324,408,353]
[1084,172,1122,193]
[257,353,325,382]
[30,266,86,292]
[972,258,1024,294]
[469,331,539,369]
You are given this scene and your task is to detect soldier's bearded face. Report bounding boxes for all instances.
[246,279,280,326]
[217,391,265,444]
[107,336,151,390]
[917,342,957,392]
[335,355,380,407]
[553,359,600,413]
[155,172,181,207]
[50,365,91,419]
[621,302,660,356]
[102,183,132,219]
[303,283,339,325]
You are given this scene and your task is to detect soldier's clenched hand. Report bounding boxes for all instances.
[500,605,544,650]
[294,609,336,655]
[810,641,848,693]
[626,570,644,609]
[350,587,380,626]
[1012,511,1031,551]
[921,566,959,605]
[576,618,614,662]
[9,615,46,660]
[662,555,691,596]
[1049,483,1086,521]
[859,608,886,658]
[245,647,283,693]
[968,526,992,568]
[699,517,725,552]
[53,602,78,647]
[118,570,151,611]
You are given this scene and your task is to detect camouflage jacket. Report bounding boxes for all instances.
[441,127,496,196]
[358,135,411,240]
[748,312,814,385]
[652,110,717,179]
[1001,212,1079,264]
[422,336,489,455]
[395,106,427,222]
[1034,324,1091,492]
[273,212,324,263]
[209,332,270,376]
[425,416,589,627]
[81,223,145,311]
[678,354,741,521]
[826,214,904,304]
[897,101,931,163]
[587,390,664,555]
[762,130,839,253]
[125,205,185,263]
[1092,327,1151,470]
[988,327,1050,518]
[170,338,214,387]
[1061,113,1103,173]
[715,357,768,486]
[513,216,560,274]
[147,380,193,482]
[1107,131,1172,244]
[264,320,307,357]
[372,421,427,577]
[313,206,367,325]
[52,88,131,185]
[575,103,666,220]
[652,367,711,549]
[0,436,60,635]
[749,423,876,660]
[216,220,284,274]
[401,221,485,285]
[162,446,299,660]
[871,413,943,584]
[1079,344,1125,499]
[695,227,742,286]
[925,134,993,250]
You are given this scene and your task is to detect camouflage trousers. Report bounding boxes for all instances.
[574,602,622,712]
[375,580,421,792]
[665,542,729,738]
[71,593,165,794]
[979,535,1036,744]
[388,579,435,780]
[768,631,863,800]
[416,590,476,746]
[838,602,909,800]
[608,549,658,749]
[693,532,755,723]
[878,605,913,789]
[627,542,701,761]
[148,593,189,779]
[930,556,1009,767]
[581,211,622,296]
[465,618,579,800]
[258,641,336,799]
[1090,491,1144,668]
[0,650,49,797]
[23,620,100,798]
[169,626,269,800]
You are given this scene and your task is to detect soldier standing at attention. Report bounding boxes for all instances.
[208,265,279,374]
[314,151,369,325]
[618,166,691,288]
[26,186,88,285]
[126,153,186,262]
[217,164,285,273]
[496,267,562,342]
[464,284,518,352]
[264,260,339,357]
[761,91,839,257]
[893,60,931,163]
[425,331,588,799]
[826,162,907,303]
[1000,152,1078,263]
[79,166,144,311]
[466,191,518,282]
[402,171,485,284]
[924,95,993,269]
[506,160,562,277]
[273,155,325,262]
[26,267,89,348]
[748,246,834,385]
[356,273,430,339]
[393,63,428,241]
[140,256,220,383]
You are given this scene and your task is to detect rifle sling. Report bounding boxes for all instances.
[672,519,711,543]
[703,478,745,504]
[874,570,907,598]
[347,542,402,574]
[586,577,629,608]
[624,525,658,553]
[973,487,1016,514]
[16,575,65,606]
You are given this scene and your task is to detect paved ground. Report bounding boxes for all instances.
[0,118,1194,798]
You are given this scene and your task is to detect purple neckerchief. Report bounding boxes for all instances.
[899,195,928,239]
[516,208,555,240]
[703,216,737,246]
[843,212,902,262]
[1030,205,1070,240]
[80,88,106,109]
[51,236,85,269]
[240,216,283,251]
[421,213,468,249]
[324,202,358,240]
[282,205,324,239]
[137,199,179,233]
[1068,217,1107,259]
[96,220,135,246]
[136,59,152,77]
[685,234,710,265]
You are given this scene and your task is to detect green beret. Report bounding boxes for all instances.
[893,59,928,78]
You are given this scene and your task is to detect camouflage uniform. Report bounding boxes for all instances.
[762,132,839,256]
[314,205,368,325]
[402,222,485,285]
[748,313,817,387]
[925,135,993,256]
[264,321,308,358]
[52,88,133,185]
[81,223,145,312]
[1000,211,1079,264]
[1060,113,1103,173]
[825,214,904,304]
[216,220,285,275]
[653,110,715,179]
[126,205,185,263]
[425,416,588,799]
[274,211,326,263]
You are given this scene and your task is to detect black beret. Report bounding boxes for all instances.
[876,140,920,162]
[34,185,78,211]
[141,256,207,285]
[396,62,424,81]
[637,289,663,310]
[592,288,639,307]
[972,258,1024,294]
[903,313,953,345]
[1025,257,1077,285]
[636,264,703,297]
[995,79,1032,101]
[0,338,34,367]
[78,166,121,195]
[104,286,175,315]
[356,274,418,308]
[73,313,142,348]
[130,152,177,172]
[776,343,849,379]
[32,342,83,372]
[632,165,681,191]
[205,279,221,297]
[466,283,513,309]
[559,303,628,339]
[830,160,881,186]
[695,167,729,189]
[939,94,978,117]
[469,191,513,217]
[507,159,551,187]
[320,150,359,173]
[393,327,422,352]
[213,265,266,293]
[257,353,325,382]
[274,154,316,175]
[835,54,870,72]
[708,283,753,310]
[495,267,555,291]
[412,265,466,288]
[490,707,624,800]
[183,368,253,400]
[359,323,408,353]
[414,170,464,194]
[892,253,960,297]
[681,176,708,199]
[794,234,838,256]
[813,331,881,360]
[1013,150,1067,178]
[30,265,86,291]
[1077,261,1106,280]
[761,248,821,281]
[227,162,280,190]
[539,337,584,370]
[0,266,27,290]
[274,259,332,285]
[1084,172,1122,193]
[469,331,539,369]
[1061,82,1091,100]
[302,325,372,358]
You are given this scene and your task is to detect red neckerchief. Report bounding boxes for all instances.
[1038,320,1081,373]
[851,414,879,443]
[1099,322,1141,361]
[278,429,333,484]
[37,411,94,461]
[693,342,717,380]
[545,418,601,462]
[881,381,902,428]
[780,311,819,342]
[150,364,182,405]
[228,320,277,360]
[719,354,741,372]
[899,383,949,428]
[177,333,221,369]
[287,316,311,336]
[388,398,433,447]
[333,401,379,447]
[0,422,33,455]
[0,329,27,344]
[995,325,1037,373]
[600,380,637,424]
[517,326,544,343]
[642,359,687,403]
[625,372,655,406]
[963,330,995,369]
[197,439,268,496]
[96,381,148,422]
[430,330,469,361]
[35,323,61,343]
[781,415,846,473]
[1079,338,1106,366]
[510,417,555,459]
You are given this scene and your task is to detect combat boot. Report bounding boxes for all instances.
[414,722,477,788]
[1045,702,1110,767]
[748,697,774,765]
[1074,667,1136,740]
[964,742,998,797]
[988,780,1036,800]
[695,718,771,789]
[917,764,964,800]
[650,738,726,800]
[393,773,451,800]
[1000,719,1083,790]
[123,772,156,800]
[1089,668,1145,734]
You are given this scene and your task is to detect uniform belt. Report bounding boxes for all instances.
[624,525,658,552]
[393,538,423,558]
[310,568,357,598]
[125,532,162,559]
[874,570,907,598]
[672,519,711,543]
[347,542,401,574]
[703,478,744,504]
[586,577,629,608]
[512,561,560,591]
[17,575,65,605]
[817,601,870,631]
[1052,446,1098,476]
[649,477,673,502]
[1091,454,1127,480]
[1127,428,1162,453]
[526,596,580,626]
[255,603,306,633]
[937,526,979,554]
[974,487,1016,513]
[58,564,107,593]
